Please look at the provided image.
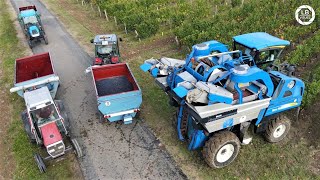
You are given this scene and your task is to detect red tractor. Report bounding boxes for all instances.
[10,53,82,172]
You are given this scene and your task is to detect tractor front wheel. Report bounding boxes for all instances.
[202,131,240,168]
[71,139,83,158]
[34,153,46,173]
[264,116,291,143]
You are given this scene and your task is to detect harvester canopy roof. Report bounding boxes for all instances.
[233,32,290,50]
[94,34,117,44]
[20,9,37,18]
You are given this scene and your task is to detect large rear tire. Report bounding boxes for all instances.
[264,116,291,143]
[34,153,46,173]
[21,110,36,143]
[44,35,48,45]
[202,131,240,168]
[71,139,83,158]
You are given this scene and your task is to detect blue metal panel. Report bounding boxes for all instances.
[14,75,59,99]
[173,86,189,98]
[20,9,37,18]
[98,90,142,116]
[28,25,39,35]
[233,32,290,50]
[151,68,159,77]
[230,67,274,97]
[140,63,152,72]
[255,109,266,125]
[208,93,233,104]
[265,72,304,116]
[188,130,208,150]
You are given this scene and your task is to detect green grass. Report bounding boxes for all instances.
[0,0,76,179]
[43,0,319,179]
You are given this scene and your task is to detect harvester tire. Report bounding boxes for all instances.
[71,139,83,158]
[34,153,46,173]
[264,116,291,143]
[202,131,240,168]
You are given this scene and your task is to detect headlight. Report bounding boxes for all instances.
[287,80,295,89]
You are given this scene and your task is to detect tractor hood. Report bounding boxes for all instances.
[28,25,40,37]
[40,122,62,147]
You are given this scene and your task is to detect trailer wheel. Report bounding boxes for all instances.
[71,139,83,158]
[202,131,240,168]
[264,116,291,143]
[34,153,46,173]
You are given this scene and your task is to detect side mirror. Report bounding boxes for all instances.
[119,38,123,42]
[90,39,94,43]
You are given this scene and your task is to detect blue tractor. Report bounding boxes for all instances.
[141,32,304,168]
[18,6,48,48]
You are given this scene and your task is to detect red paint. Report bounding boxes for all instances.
[40,122,62,147]
[111,56,119,64]
[92,63,139,91]
[15,52,54,83]
[19,5,37,12]
[94,57,102,65]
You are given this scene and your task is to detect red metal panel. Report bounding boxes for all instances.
[15,52,54,83]
[92,63,139,91]
[19,5,37,12]
[40,122,62,147]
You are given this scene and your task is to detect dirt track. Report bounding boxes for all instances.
[9,0,186,179]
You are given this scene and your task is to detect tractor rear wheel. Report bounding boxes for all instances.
[264,116,291,143]
[71,139,83,158]
[28,40,33,48]
[34,153,46,173]
[44,36,48,45]
[202,131,240,168]
[21,110,36,143]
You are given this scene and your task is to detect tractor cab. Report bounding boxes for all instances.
[232,32,290,69]
[90,34,122,65]
[18,5,48,48]
[24,87,69,158]
[18,6,41,38]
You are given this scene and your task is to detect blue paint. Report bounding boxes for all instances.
[230,67,274,97]
[255,109,266,125]
[188,130,208,150]
[223,118,234,129]
[151,68,159,77]
[234,83,243,104]
[140,63,152,72]
[14,74,59,99]
[233,32,290,50]
[98,90,142,117]
[20,9,37,18]
[28,25,40,36]
[173,86,189,98]
[208,93,233,104]
[177,102,186,141]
